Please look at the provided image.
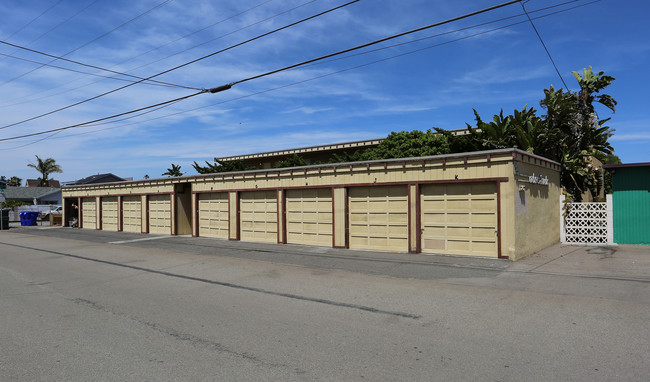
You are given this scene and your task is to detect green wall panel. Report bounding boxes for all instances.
[612,167,650,244]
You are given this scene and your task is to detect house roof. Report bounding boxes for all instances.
[4,186,61,201]
[603,162,650,169]
[66,173,126,185]
[214,128,474,162]
[25,179,60,188]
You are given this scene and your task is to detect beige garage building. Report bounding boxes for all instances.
[62,148,561,260]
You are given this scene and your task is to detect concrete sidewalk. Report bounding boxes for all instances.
[508,243,649,281]
[4,226,648,283]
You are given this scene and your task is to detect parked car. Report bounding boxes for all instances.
[39,206,62,220]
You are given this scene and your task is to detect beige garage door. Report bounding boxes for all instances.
[240,191,277,243]
[420,182,497,257]
[198,192,229,239]
[101,197,118,231]
[149,195,171,235]
[348,186,408,252]
[122,196,142,233]
[81,197,96,229]
[286,188,332,246]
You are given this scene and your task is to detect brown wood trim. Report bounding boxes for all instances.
[344,187,349,249]
[144,195,150,234]
[118,196,123,232]
[193,192,199,238]
[235,191,240,240]
[408,185,413,253]
[63,148,555,193]
[77,197,82,229]
[64,191,172,199]
[496,180,507,259]
[227,193,231,239]
[97,197,102,230]
[279,190,287,244]
[276,190,281,244]
[190,177,509,194]
[331,187,336,248]
[170,193,175,235]
[415,183,421,254]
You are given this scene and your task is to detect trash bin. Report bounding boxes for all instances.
[1,209,9,230]
[19,211,39,226]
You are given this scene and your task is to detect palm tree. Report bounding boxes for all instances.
[27,155,62,187]
[162,164,183,177]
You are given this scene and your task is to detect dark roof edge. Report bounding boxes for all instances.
[214,128,473,161]
[603,162,650,169]
[63,148,560,190]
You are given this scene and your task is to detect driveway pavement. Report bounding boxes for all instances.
[1,227,648,381]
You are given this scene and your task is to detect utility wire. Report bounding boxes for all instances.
[0,0,361,131]
[0,91,203,142]
[119,0,320,80]
[0,0,284,108]
[0,52,184,88]
[0,0,100,66]
[1,0,597,147]
[231,0,523,85]
[0,40,201,90]
[521,0,569,89]
[0,0,174,88]
[2,0,63,41]
[118,0,278,69]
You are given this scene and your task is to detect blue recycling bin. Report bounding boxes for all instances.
[19,211,39,226]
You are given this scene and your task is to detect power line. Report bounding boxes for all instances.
[0,0,100,66]
[118,0,320,80]
[2,0,63,41]
[0,0,285,108]
[521,0,570,89]
[0,52,186,88]
[0,0,361,131]
[0,0,600,150]
[230,0,523,85]
[80,1,601,132]
[0,91,204,142]
[0,0,597,147]
[0,0,175,88]
[0,40,201,90]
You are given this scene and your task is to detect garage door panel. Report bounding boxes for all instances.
[101,197,118,231]
[122,196,141,233]
[349,186,408,252]
[198,193,228,239]
[421,183,497,257]
[81,198,96,228]
[448,240,471,251]
[240,191,278,243]
[447,214,469,224]
[286,189,332,247]
[149,195,171,235]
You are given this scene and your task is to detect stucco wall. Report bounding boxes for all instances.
[511,158,562,260]
[62,149,561,259]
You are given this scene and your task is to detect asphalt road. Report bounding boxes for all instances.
[1,228,648,381]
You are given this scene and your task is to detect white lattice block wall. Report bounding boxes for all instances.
[561,196,610,245]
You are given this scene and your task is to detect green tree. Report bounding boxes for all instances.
[461,106,542,152]
[192,159,250,174]
[540,67,616,201]
[276,154,308,168]
[162,164,183,177]
[359,129,451,160]
[27,155,62,187]
[7,176,22,186]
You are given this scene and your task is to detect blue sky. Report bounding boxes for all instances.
[0,0,647,183]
